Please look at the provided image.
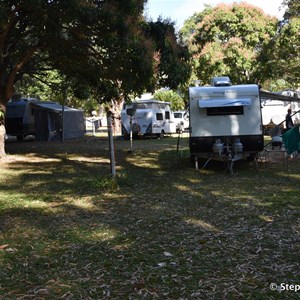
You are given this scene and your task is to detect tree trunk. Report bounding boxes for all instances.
[0,85,14,160]
[0,124,6,159]
[109,98,124,136]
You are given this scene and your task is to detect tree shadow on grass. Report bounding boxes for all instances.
[0,139,299,299]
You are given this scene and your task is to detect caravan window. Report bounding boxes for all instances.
[207,106,244,116]
[174,112,183,118]
[156,113,163,120]
[165,111,170,119]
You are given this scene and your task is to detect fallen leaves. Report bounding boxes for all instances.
[1,137,300,298]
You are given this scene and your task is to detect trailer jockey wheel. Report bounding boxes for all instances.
[226,159,234,175]
[226,152,234,174]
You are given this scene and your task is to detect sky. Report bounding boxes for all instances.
[144,0,286,29]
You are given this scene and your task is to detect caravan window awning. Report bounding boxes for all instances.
[199,98,251,108]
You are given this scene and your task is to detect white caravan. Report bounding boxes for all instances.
[261,90,300,132]
[121,100,177,138]
[189,79,264,172]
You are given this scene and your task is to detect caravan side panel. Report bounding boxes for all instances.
[121,100,176,137]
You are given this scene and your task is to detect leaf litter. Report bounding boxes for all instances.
[0,136,299,299]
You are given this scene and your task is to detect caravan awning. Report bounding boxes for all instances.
[199,98,251,108]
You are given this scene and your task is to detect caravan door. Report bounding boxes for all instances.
[163,109,176,134]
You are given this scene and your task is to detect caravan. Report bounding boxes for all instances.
[5,98,37,141]
[121,100,176,138]
[189,77,264,172]
[261,90,300,132]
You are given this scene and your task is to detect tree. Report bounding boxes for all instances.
[257,0,300,88]
[259,18,300,88]
[142,18,191,91]
[283,0,300,19]
[182,3,278,85]
[154,90,185,111]
[0,0,153,157]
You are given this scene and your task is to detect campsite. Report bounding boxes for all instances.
[1,134,299,299]
[0,0,299,299]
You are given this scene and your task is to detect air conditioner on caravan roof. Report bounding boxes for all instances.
[211,76,231,87]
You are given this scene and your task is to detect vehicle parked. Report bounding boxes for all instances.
[189,77,264,172]
[5,98,36,141]
[261,90,300,133]
[173,110,189,133]
[121,99,176,138]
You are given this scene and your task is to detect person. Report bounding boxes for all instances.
[285,108,294,130]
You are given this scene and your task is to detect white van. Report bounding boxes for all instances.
[173,110,189,132]
[121,100,176,138]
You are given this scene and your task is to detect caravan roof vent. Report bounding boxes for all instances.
[211,76,231,87]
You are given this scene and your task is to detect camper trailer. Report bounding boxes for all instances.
[121,100,176,138]
[5,98,37,141]
[5,99,85,141]
[189,78,264,172]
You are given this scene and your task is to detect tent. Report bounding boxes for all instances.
[31,102,85,141]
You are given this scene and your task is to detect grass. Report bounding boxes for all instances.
[0,135,300,299]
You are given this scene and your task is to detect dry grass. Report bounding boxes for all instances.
[0,135,299,299]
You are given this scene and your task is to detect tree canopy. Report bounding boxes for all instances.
[0,0,154,109]
[283,0,300,19]
[0,1,192,122]
[142,18,191,91]
[257,0,300,89]
[154,89,185,111]
[181,3,278,85]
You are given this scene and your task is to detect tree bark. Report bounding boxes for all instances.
[109,98,124,136]
[0,124,6,159]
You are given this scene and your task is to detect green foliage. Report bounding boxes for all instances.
[83,175,119,191]
[15,70,63,101]
[154,90,185,111]
[0,0,152,106]
[0,0,192,121]
[182,3,278,85]
[283,0,300,19]
[258,16,300,88]
[142,19,192,91]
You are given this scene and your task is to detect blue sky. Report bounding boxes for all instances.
[144,0,285,29]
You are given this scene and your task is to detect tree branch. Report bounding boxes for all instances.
[4,47,38,101]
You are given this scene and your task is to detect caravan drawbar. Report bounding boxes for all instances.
[189,78,264,172]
